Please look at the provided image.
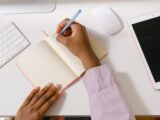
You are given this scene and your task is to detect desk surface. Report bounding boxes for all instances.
[0,0,160,116]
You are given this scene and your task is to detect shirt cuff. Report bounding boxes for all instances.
[82,64,116,95]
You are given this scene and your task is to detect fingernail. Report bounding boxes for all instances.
[59,91,64,95]
[34,86,40,90]
[47,83,53,87]
[55,84,61,88]
[56,33,59,36]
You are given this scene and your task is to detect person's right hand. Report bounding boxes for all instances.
[56,19,100,70]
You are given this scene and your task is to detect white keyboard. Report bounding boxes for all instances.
[0,23,30,68]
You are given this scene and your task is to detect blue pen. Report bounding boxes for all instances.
[60,9,82,34]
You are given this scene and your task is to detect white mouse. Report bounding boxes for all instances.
[91,6,123,35]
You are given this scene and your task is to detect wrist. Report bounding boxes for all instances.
[79,51,100,70]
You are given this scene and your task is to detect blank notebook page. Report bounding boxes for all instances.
[17,41,77,88]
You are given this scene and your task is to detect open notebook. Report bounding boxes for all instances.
[17,34,106,91]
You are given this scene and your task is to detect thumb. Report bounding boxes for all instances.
[56,35,69,45]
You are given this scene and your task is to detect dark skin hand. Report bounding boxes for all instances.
[56,18,100,70]
[16,19,100,120]
[15,83,62,120]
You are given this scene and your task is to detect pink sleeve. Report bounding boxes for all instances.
[82,64,136,120]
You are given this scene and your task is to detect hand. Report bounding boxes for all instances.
[15,83,61,120]
[56,18,100,70]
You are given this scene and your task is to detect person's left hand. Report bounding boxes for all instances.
[15,83,61,120]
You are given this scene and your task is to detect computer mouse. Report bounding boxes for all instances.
[91,6,123,36]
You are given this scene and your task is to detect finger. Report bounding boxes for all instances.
[56,18,70,34]
[39,89,61,114]
[56,18,78,34]
[29,83,53,106]
[56,35,69,46]
[33,84,61,110]
[63,28,72,36]
[82,26,90,42]
[23,87,40,106]
[69,23,83,36]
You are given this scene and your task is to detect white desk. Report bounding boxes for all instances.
[0,0,160,116]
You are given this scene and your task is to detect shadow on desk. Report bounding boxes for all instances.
[116,72,150,114]
[102,56,150,114]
